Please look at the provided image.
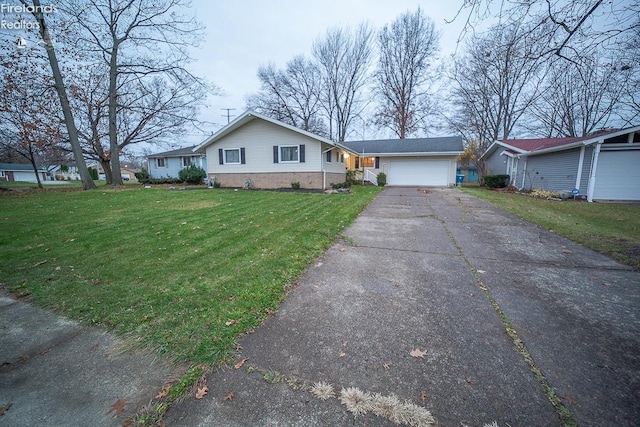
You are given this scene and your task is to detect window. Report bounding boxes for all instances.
[181,156,193,167]
[273,144,305,163]
[362,157,374,168]
[326,150,332,163]
[224,148,240,164]
[156,158,166,168]
[280,145,299,162]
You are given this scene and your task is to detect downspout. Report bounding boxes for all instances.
[575,146,585,192]
[587,141,603,202]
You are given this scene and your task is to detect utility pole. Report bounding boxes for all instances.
[221,108,236,124]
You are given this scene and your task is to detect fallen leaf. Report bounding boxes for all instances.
[91,343,99,351]
[562,395,578,405]
[223,392,234,401]
[234,358,248,370]
[155,384,171,399]
[338,351,346,357]
[383,363,391,370]
[39,348,50,356]
[602,282,611,287]
[0,403,11,416]
[107,399,127,417]
[339,248,346,252]
[410,348,427,359]
[561,249,572,254]
[225,319,240,326]
[195,386,208,399]
[476,269,486,274]
[235,344,243,351]
[420,391,428,402]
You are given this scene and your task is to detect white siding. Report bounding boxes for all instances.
[205,119,324,174]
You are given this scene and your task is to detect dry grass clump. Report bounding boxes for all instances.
[529,189,561,199]
[310,381,335,400]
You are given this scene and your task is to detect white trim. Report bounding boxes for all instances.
[223,148,241,165]
[279,145,300,163]
[587,141,603,202]
[156,158,167,168]
[575,146,585,191]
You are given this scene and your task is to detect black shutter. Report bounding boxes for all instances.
[300,144,305,163]
[240,147,246,164]
[273,146,279,163]
[218,148,223,165]
[375,157,380,169]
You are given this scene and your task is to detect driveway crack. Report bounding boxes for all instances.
[426,199,578,427]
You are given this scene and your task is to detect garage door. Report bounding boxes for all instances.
[13,171,38,182]
[593,150,640,201]
[388,159,450,186]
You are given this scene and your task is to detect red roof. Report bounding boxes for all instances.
[500,129,621,152]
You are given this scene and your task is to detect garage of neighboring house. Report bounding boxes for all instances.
[593,149,640,200]
[341,137,463,187]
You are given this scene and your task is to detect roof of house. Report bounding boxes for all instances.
[194,110,335,152]
[147,146,198,158]
[0,162,46,171]
[481,126,640,159]
[340,136,464,156]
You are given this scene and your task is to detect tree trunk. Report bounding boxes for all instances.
[29,0,96,190]
[108,42,123,186]
[100,158,113,185]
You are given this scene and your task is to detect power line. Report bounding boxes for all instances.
[221,108,236,124]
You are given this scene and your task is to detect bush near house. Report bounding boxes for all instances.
[178,165,206,184]
[377,172,387,187]
[483,174,510,188]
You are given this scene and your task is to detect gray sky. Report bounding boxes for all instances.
[185,0,470,143]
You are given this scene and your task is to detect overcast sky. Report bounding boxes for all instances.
[184,0,471,144]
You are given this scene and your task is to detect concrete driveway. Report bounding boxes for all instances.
[166,187,640,426]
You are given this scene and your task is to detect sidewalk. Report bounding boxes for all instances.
[166,187,640,426]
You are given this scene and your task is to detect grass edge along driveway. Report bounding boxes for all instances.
[0,186,382,365]
[460,187,640,270]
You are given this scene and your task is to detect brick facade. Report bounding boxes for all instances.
[209,171,346,189]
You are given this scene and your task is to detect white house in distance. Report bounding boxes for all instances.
[193,111,350,189]
[193,110,464,190]
[146,146,206,179]
[0,163,48,182]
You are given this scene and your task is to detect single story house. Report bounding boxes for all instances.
[480,126,640,201]
[341,137,464,187]
[0,163,48,182]
[147,146,206,179]
[193,111,351,189]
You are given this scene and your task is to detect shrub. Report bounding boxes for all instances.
[346,170,358,185]
[376,172,387,187]
[291,181,301,190]
[483,174,510,188]
[135,168,150,183]
[179,165,206,184]
[331,181,351,190]
[530,189,561,199]
[88,167,99,180]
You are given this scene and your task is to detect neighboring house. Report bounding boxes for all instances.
[0,163,48,182]
[194,111,351,189]
[481,126,640,201]
[147,146,206,179]
[96,163,141,181]
[50,163,82,180]
[341,137,464,187]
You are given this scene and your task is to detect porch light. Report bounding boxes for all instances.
[344,153,350,158]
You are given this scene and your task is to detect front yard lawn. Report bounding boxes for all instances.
[0,186,382,364]
[461,187,640,270]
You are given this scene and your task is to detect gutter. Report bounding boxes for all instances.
[586,140,604,202]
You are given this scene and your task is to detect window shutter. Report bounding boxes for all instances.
[299,145,305,163]
[273,146,279,163]
[218,148,223,165]
[240,147,246,164]
[375,157,380,169]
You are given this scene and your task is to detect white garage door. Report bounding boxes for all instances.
[13,171,38,182]
[388,159,450,186]
[593,150,640,200]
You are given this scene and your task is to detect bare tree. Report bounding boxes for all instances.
[531,55,633,137]
[374,8,439,138]
[313,23,374,142]
[450,0,640,63]
[17,0,97,189]
[62,0,207,185]
[447,21,547,176]
[246,56,327,137]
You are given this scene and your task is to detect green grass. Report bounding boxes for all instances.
[461,187,640,270]
[0,186,382,364]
